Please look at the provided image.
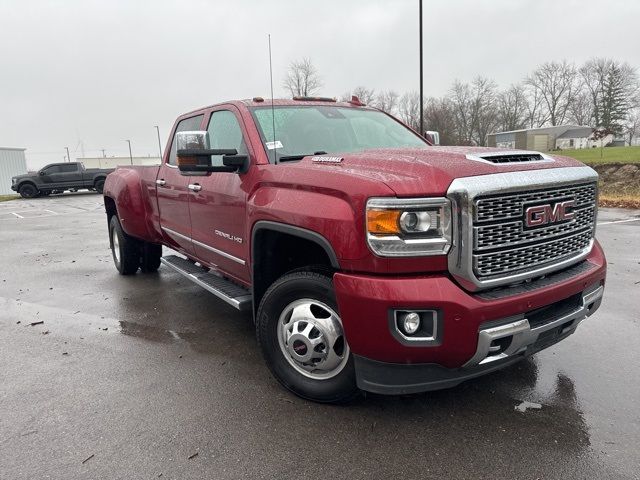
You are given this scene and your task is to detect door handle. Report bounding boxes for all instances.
[156,179,166,186]
[188,183,202,192]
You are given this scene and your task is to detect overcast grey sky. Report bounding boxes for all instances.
[1,0,639,169]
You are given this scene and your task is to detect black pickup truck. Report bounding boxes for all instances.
[11,162,114,198]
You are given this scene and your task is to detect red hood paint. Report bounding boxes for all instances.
[289,147,585,197]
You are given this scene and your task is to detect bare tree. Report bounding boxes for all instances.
[340,86,377,105]
[471,77,500,145]
[374,90,400,114]
[497,84,529,132]
[423,97,457,145]
[351,86,376,105]
[568,90,593,126]
[525,61,578,126]
[282,58,323,97]
[449,77,499,145]
[624,108,640,145]
[523,83,549,128]
[449,80,473,144]
[398,92,422,131]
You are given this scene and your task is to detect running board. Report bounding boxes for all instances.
[160,255,252,311]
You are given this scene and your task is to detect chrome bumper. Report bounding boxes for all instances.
[464,284,604,368]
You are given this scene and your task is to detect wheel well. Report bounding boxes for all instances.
[18,181,37,191]
[104,196,117,227]
[252,226,338,313]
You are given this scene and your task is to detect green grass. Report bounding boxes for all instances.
[555,145,640,165]
[0,194,19,202]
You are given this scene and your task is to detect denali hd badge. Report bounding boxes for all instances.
[312,156,343,163]
[524,200,575,228]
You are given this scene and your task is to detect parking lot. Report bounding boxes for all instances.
[1,192,639,479]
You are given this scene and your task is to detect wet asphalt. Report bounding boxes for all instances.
[0,192,639,480]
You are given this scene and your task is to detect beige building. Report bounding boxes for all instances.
[487,125,596,151]
[78,156,161,169]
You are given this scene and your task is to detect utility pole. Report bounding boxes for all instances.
[154,126,163,161]
[65,146,71,163]
[100,149,106,158]
[126,140,133,165]
[419,0,424,136]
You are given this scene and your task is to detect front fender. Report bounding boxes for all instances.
[247,186,366,262]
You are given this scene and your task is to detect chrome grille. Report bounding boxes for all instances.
[475,183,596,223]
[472,182,597,279]
[474,206,595,251]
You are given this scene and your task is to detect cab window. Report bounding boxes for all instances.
[207,110,248,167]
[59,164,78,173]
[168,115,204,165]
[41,165,61,174]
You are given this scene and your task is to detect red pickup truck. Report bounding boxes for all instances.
[103,97,606,403]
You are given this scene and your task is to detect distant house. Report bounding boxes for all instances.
[487,125,608,151]
[555,127,593,150]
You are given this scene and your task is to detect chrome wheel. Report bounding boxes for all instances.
[112,228,120,264]
[277,298,349,380]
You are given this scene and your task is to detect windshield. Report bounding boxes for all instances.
[250,105,427,162]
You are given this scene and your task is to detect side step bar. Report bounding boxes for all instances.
[160,255,252,311]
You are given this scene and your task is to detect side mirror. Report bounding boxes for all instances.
[176,131,247,174]
[39,170,46,176]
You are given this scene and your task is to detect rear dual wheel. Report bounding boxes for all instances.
[109,216,162,275]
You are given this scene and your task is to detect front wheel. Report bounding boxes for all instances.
[256,271,358,403]
[18,183,38,199]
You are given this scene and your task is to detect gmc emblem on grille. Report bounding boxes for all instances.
[524,200,576,228]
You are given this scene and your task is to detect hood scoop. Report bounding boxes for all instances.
[466,151,553,165]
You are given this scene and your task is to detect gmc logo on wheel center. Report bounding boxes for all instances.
[524,200,576,228]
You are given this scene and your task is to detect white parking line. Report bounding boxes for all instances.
[43,209,58,215]
[10,212,23,218]
[597,218,640,226]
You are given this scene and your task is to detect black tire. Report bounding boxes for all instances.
[18,183,38,199]
[109,216,140,275]
[140,242,162,273]
[95,179,105,194]
[256,271,359,404]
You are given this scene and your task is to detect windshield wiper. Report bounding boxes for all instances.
[278,151,327,162]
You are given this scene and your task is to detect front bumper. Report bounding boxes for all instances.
[353,284,603,395]
[333,241,606,395]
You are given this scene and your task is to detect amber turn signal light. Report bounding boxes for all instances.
[367,209,401,235]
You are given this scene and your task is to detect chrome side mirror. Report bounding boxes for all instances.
[176,130,247,174]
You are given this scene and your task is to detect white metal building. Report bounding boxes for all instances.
[78,156,161,169]
[0,147,28,195]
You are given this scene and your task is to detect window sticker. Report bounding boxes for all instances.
[266,140,283,150]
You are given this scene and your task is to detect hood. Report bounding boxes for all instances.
[292,147,585,196]
[13,173,34,180]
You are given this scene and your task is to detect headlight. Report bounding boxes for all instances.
[11,177,16,185]
[366,197,451,257]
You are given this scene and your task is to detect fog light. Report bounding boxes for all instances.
[400,312,421,335]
